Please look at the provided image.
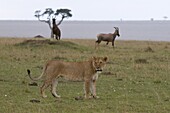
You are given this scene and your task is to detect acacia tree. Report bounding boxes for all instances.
[34,8,72,38]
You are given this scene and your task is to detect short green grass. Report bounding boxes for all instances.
[0,38,170,113]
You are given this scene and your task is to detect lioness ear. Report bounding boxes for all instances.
[103,57,108,62]
[92,56,96,60]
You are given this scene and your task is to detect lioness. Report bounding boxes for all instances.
[27,56,108,99]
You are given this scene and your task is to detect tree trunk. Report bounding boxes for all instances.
[51,30,54,39]
[47,22,53,39]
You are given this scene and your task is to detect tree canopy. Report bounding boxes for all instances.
[35,8,72,26]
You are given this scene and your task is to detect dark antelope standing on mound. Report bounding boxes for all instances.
[95,27,120,49]
[52,18,61,40]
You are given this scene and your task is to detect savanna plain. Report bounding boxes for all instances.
[0,38,170,113]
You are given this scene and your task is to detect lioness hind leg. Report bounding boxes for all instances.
[40,82,50,98]
[51,79,61,98]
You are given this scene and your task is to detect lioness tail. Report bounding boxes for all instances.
[27,69,43,81]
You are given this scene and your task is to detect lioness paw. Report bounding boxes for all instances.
[42,95,47,98]
[93,95,99,99]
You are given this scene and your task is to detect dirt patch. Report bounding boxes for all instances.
[28,82,38,86]
[30,99,40,103]
[135,58,148,64]
[0,79,9,82]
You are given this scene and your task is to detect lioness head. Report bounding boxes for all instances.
[92,56,108,73]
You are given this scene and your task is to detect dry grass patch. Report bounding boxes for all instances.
[144,46,154,52]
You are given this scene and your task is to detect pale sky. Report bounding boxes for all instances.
[0,0,169,21]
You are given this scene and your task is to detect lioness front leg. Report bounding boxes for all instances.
[90,80,99,99]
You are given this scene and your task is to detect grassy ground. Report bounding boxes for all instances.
[0,38,170,113]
